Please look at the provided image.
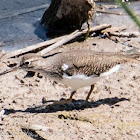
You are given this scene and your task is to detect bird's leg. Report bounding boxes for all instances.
[39,91,76,108]
[53,90,76,105]
[83,84,95,106]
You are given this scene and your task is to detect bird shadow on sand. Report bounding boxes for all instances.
[4,97,129,115]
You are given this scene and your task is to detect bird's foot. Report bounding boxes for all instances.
[52,98,72,105]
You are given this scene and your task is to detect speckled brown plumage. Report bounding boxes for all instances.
[20,50,139,80]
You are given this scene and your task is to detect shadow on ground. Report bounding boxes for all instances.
[4,97,129,115]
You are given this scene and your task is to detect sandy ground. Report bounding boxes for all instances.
[0,1,140,140]
[0,34,140,140]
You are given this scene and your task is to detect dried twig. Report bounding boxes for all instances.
[110,32,140,38]
[2,24,111,59]
[2,35,68,60]
[40,24,112,56]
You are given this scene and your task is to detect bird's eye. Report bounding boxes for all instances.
[24,61,31,65]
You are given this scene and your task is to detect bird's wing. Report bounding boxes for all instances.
[61,51,123,76]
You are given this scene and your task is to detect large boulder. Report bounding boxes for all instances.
[41,0,95,36]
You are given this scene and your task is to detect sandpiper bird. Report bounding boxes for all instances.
[20,50,139,106]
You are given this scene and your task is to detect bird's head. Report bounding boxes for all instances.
[19,53,42,72]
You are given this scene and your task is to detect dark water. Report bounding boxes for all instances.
[0,0,139,52]
[0,0,51,52]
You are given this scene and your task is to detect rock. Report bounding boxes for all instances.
[41,0,95,36]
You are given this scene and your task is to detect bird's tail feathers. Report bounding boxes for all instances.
[124,49,140,62]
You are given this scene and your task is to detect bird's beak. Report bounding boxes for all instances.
[0,67,17,76]
[0,65,19,76]
[0,61,19,76]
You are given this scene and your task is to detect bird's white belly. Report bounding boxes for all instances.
[61,74,102,91]
[60,64,121,91]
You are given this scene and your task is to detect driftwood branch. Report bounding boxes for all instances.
[2,35,68,60]
[109,32,140,37]
[3,24,111,59]
[40,24,112,56]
